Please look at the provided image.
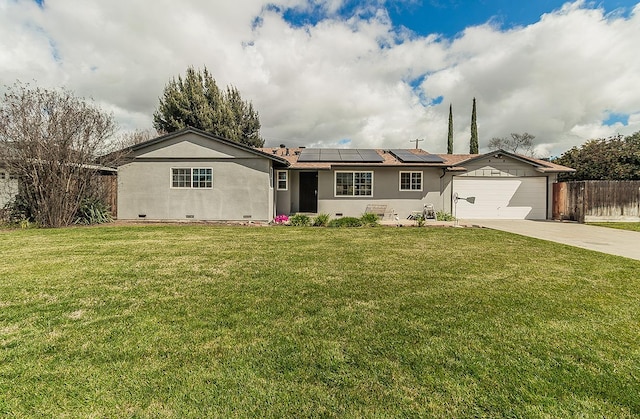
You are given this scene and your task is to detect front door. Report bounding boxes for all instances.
[299,172,318,213]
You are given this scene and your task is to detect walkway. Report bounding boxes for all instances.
[468,220,640,261]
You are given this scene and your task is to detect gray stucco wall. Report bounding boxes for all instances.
[318,167,443,218]
[118,159,273,221]
[117,132,276,221]
[279,167,444,219]
[275,170,294,216]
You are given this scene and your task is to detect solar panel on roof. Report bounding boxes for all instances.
[418,154,446,163]
[389,149,444,163]
[298,148,384,162]
[358,150,384,162]
[297,149,320,162]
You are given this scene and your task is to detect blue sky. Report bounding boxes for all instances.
[3,0,640,155]
[282,0,638,38]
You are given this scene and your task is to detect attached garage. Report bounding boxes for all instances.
[453,176,547,220]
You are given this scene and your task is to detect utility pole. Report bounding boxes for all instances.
[410,138,424,149]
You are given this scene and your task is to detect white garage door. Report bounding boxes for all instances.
[453,177,547,219]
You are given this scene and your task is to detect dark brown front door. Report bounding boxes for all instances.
[299,172,318,213]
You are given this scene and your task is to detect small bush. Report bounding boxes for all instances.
[313,213,330,227]
[75,198,113,225]
[360,213,379,226]
[2,194,34,225]
[289,214,312,226]
[328,217,363,228]
[436,211,456,221]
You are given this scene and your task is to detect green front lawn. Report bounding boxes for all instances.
[1,226,639,417]
[588,222,640,232]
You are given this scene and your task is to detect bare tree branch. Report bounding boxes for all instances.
[0,82,118,227]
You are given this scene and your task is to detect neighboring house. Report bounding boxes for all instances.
[116,127,574,221]
[0,162,116,216]
[0,166,19,209]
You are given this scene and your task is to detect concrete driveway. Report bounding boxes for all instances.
[468,220,640,261]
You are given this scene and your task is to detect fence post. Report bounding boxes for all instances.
[578,182,585,223]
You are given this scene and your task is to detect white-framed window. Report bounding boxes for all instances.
[335,171,373,197]
[171,168,212,189]
[400,171,422,191]
[276,170,288,190]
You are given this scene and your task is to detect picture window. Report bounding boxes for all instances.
[335,171,373,196]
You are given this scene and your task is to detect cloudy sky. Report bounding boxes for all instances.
[1,0,639,156]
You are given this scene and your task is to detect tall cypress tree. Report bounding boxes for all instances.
[470,97,478,154]
[447,103,454,154]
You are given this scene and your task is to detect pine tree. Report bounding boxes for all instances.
[153,67,264,147]
[447,103,454,154]
[470,97,478,154]
[223,86,263,147]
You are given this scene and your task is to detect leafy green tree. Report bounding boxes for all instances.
[554,131,640,181]
[469,97,478,154]
[488,132,536,156]
[153,67,264,147]
[223,86,263,147]
[447,103,454,154]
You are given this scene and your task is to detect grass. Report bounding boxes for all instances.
[588,222,640,232]
[1,225,639,417]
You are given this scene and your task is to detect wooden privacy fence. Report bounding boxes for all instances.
[553,181,640,222]
[97,173,117,218]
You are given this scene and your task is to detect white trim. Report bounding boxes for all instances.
[170,167,213,189]
[276,170,288,191]
[269,167,273,190]
[399,171,423,191]
[334,170,374,197]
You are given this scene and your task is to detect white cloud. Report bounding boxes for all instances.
[1,0,639,156]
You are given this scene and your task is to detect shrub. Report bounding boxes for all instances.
[289,214,312,226]
[1,195,37,228]
[2,194,34,225]
[313,213,330,227]
[75,198,113,225]
[360,213,379,226]
[327,217,363,228]
[436,211,456,221]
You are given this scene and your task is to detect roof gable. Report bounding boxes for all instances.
[450,149,574,173]
[125,127,289,165]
